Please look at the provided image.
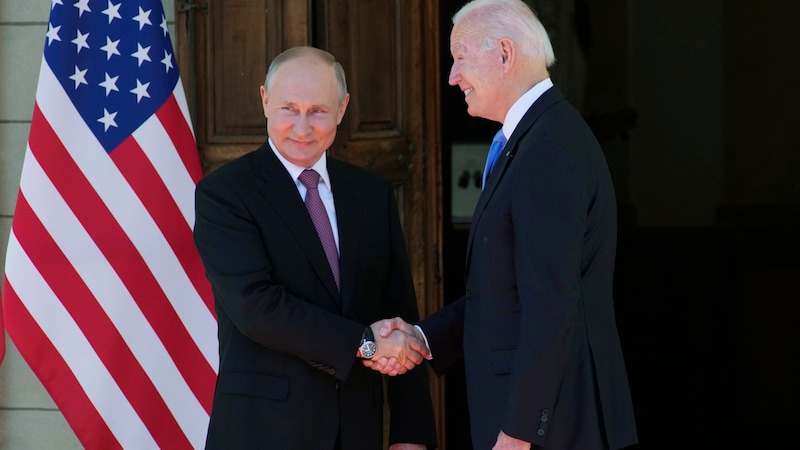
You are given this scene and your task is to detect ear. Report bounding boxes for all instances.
[337,93,351,125]
[498,38,515,72]
[259,85,269,117]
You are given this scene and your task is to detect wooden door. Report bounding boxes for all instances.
[174,0,445,446]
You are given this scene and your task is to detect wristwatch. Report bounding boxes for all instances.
[358,327,377,359]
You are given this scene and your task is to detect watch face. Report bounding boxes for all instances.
[361,341,377,359]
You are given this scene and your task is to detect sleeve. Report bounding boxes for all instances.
[502,142,585,441]
[418,297,466,376]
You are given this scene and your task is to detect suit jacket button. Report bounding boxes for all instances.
[537,429,545,436]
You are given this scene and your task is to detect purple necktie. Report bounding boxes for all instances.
[298,169,340,290]
[482,128,507,188]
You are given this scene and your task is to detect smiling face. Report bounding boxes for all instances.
[448,21,506,123]
[260,57,349,168]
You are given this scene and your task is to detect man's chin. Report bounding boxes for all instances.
[282,149,322,167]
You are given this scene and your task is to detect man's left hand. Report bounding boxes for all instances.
[389,444,426,450]
[492,431,530,450]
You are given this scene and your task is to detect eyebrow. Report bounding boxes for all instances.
[278,101,329,110]
[450,43,467,54]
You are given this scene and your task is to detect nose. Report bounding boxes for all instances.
[448,64,460,86]
[294,114,311,135]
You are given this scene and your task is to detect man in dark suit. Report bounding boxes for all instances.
[369,1,638,449]
[194,46,437,449]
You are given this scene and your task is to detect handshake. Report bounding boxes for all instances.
[362,318,430,376]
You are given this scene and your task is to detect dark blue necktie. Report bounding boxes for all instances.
[482,128,507,188]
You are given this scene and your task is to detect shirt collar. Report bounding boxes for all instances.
[268,137,332,193]
[501,77,554,139]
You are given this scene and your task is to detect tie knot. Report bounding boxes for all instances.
[298,169,320,189]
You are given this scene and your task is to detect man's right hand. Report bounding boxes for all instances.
[363,318,431,375]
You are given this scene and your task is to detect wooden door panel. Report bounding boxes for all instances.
[347,0,399,134]
[211,0,272,140]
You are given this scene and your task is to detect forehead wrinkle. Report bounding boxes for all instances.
[450,42,467,55]
[451,22,484,51]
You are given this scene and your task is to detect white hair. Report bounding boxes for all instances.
[453,0,556,67]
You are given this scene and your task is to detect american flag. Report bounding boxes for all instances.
[1,1,217,448]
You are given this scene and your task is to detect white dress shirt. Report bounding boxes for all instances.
[268,138,340,252]
[500,77,554,141]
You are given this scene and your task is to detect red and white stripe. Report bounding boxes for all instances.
[3,56,216,449]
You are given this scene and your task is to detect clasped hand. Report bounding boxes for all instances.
[365,318,430,376]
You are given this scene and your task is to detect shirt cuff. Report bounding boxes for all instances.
[414,325,433,360]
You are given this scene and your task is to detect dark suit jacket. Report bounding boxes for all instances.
[194,141,437,449]
[423,86,637,449]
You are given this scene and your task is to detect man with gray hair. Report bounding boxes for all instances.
[369,1,638,448]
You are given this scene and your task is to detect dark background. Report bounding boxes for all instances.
[438,1,800,448]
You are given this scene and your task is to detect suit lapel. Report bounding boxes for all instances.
[464,86,566,275]
[253,145,341,301]
[327,159,360,313]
